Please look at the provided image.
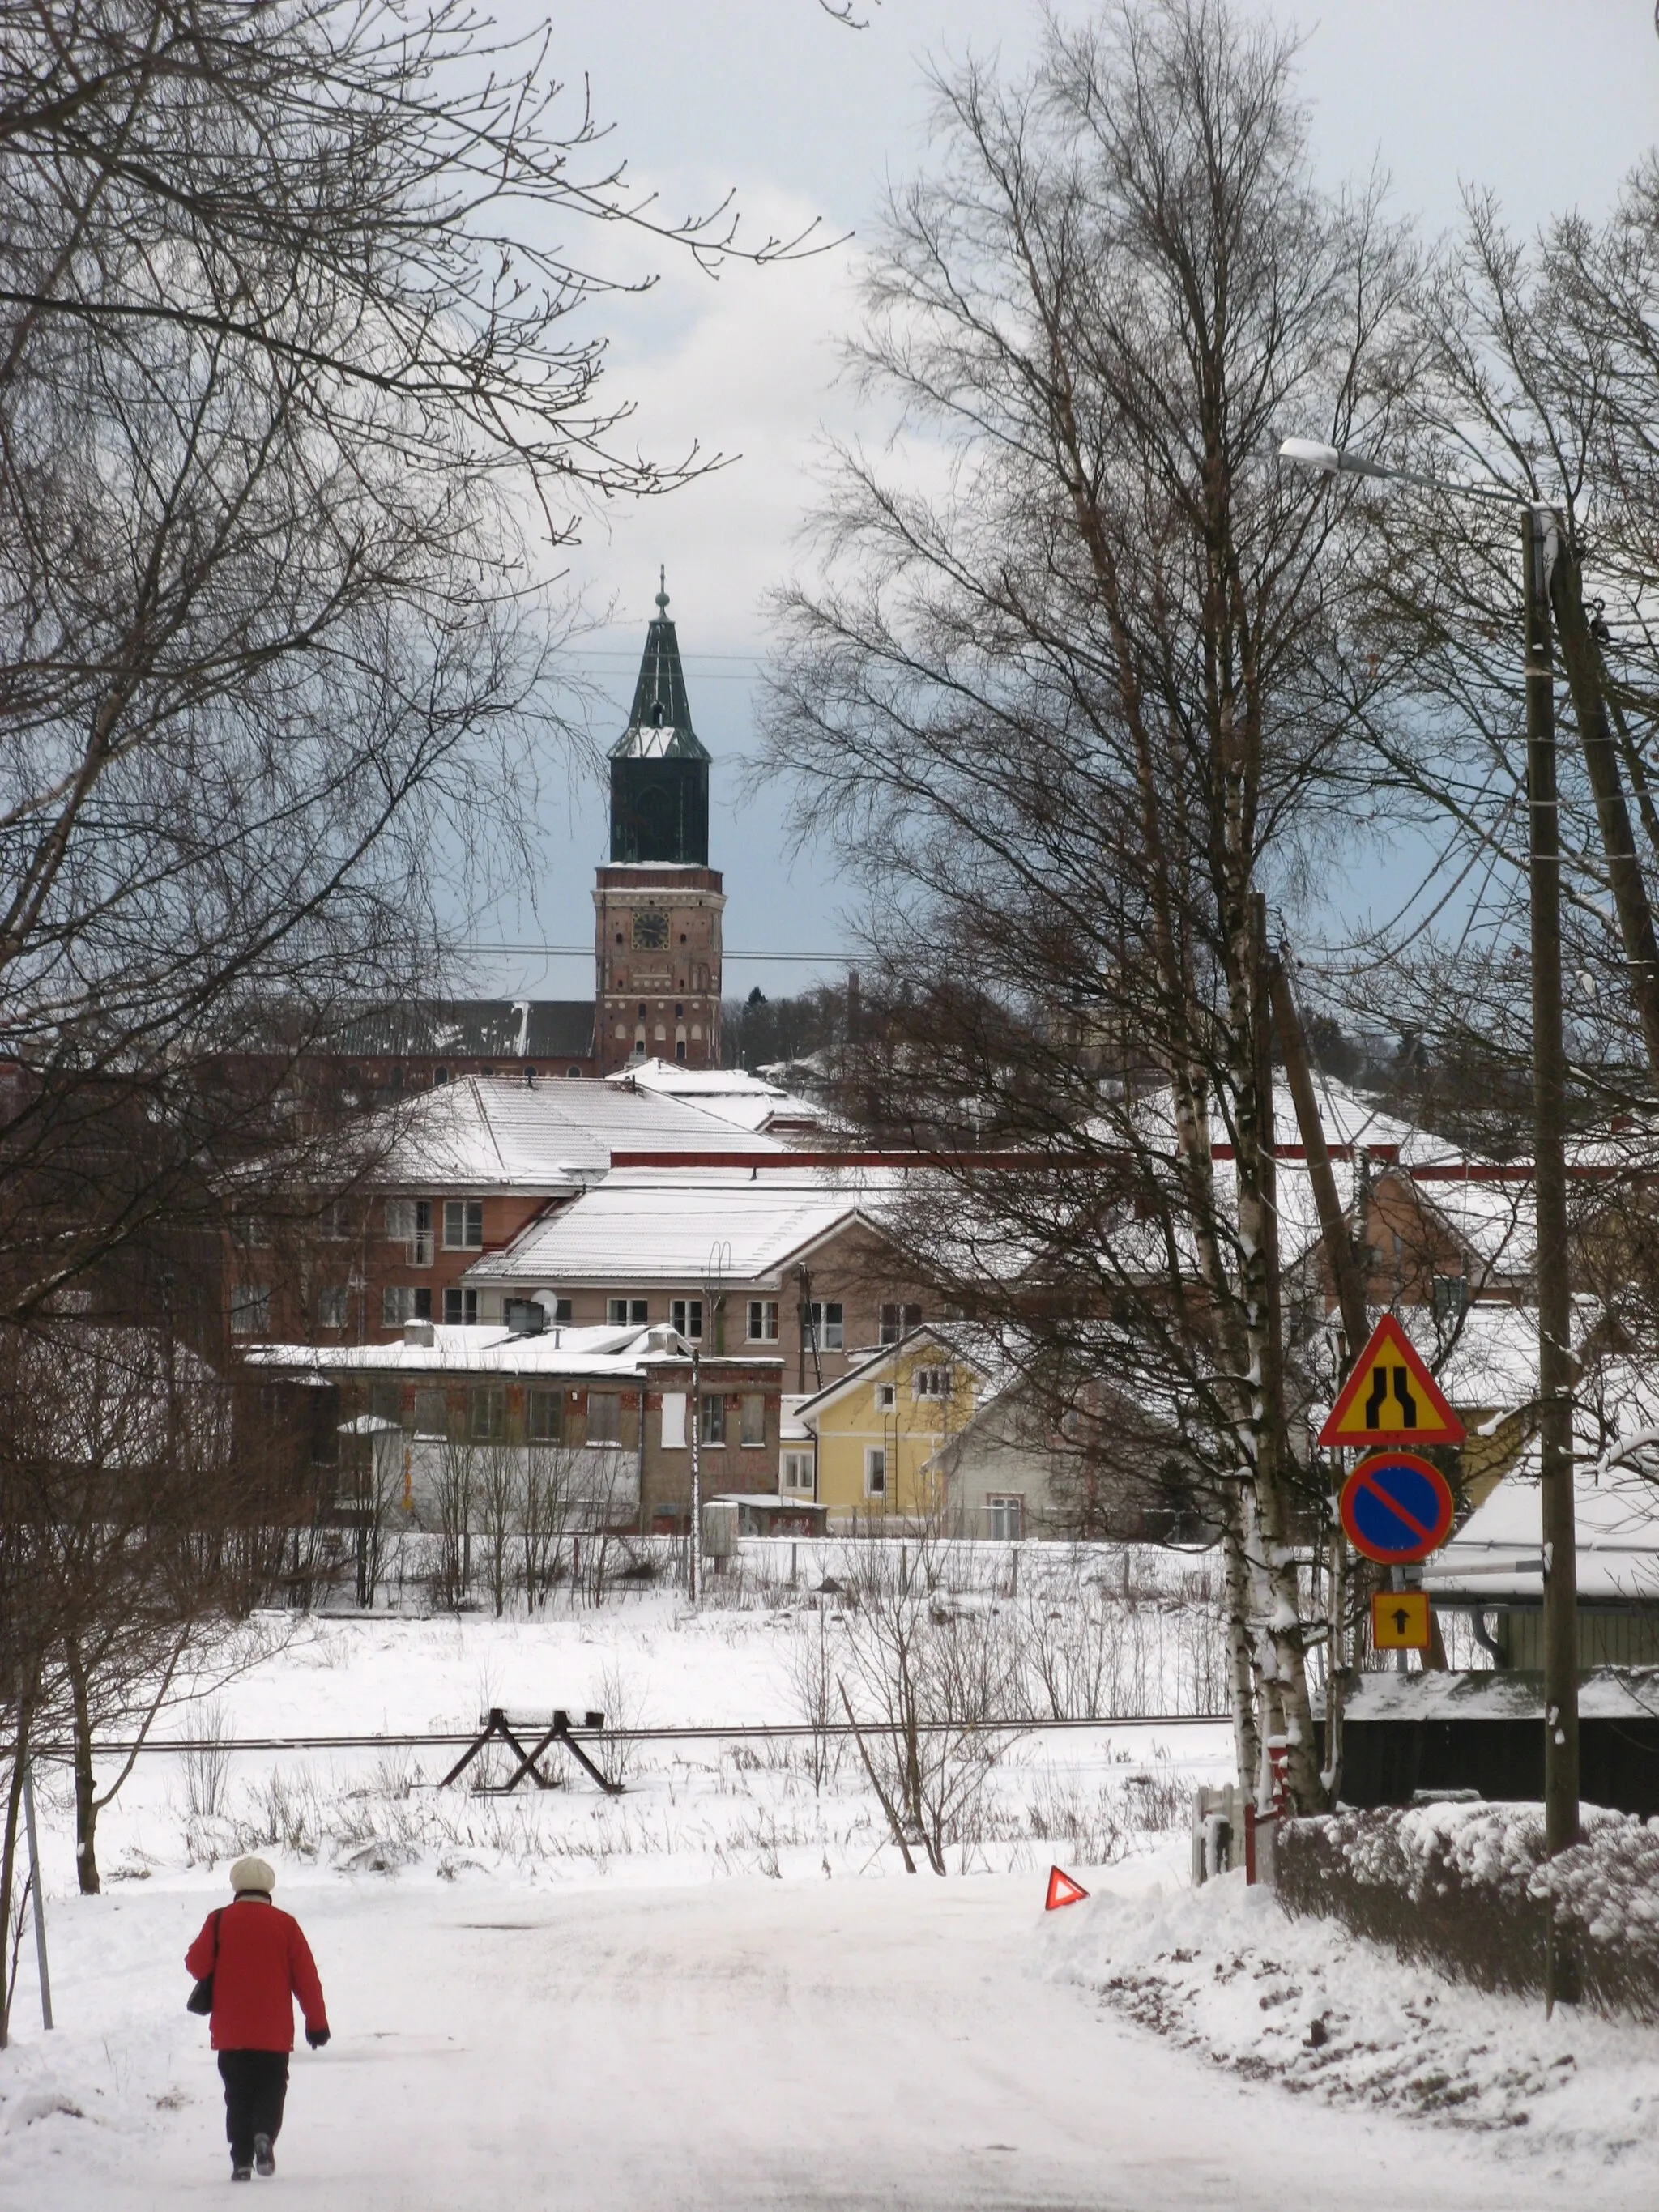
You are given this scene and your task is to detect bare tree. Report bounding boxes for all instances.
[761,0,1414,1809]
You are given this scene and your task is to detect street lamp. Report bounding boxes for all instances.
[1280,435,1580,1857]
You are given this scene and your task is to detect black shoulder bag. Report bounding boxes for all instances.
[186,1909,224,2016]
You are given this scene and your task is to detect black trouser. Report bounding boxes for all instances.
[217,2050,289,2167]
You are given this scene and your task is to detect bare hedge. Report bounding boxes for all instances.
[1277,1801,1659,2021]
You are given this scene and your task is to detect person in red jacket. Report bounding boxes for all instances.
[186,1856,330,2182]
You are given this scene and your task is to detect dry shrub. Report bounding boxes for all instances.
[1278,1801,1659,2022]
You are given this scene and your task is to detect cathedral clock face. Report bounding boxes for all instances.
[632,911,669,950]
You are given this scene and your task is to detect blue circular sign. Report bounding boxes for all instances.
[1338,1450,1454,1565]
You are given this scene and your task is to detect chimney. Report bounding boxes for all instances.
[403,1319,435,1348]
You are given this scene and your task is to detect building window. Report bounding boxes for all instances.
[318,1201,351,1242]
[586,1391,621,1446]
[552,1297,574,1323]
[567,1066,582,1079]
[671,1298,703,1340]
[806,1301,844,1350]
[864,1446,886,1499]
[433,1065,448,1085]
[879,1302,923,1345]
[382,1285,432,1328]
[317,1285,349,1330]
[740,1393,766,1447]
[384,1199,433,1265]
[913,1366,949,1400]
[230,1283,271,1336]
[782,1451,814,1494]
[444,1286,479,1327]
[471,1387,505,1442]
[988,1495,1023,1541]
[747,1300,779,1342]
[1432,1274,1470,1320]
[413,1387,449,1438]
[700,1393,727,1446]
[675,1041,687,1063]
[661,1392,687,1449]
[608,1297,649,1326]
[443,1199,484,1251]
[527,1389,563,1444]
[876,1380,896,1411]
[235,1215,271,1249]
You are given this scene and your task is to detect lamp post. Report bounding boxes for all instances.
[1280,437,1580,1855]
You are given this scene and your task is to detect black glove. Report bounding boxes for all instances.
[306,2027,331,2050]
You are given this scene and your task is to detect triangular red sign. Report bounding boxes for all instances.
[1044,1865,1089,1912]
[1317,1313,1465,1449]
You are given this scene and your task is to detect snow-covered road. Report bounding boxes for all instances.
[2,1867,1628,2210]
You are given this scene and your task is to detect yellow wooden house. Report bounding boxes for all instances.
[795,1328,992,1528]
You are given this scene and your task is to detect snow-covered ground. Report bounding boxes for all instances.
[6,1594,1659,2206]
[1043,1863,1659,2172]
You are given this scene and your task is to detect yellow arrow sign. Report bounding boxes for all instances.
[1318,1314,1465,1448]
[1371,1588,1431,1651]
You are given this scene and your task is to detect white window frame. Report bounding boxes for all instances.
[443,1198,484,1251]
[660,1392,687,1450]
[230,1283,271,1336]
[864,1445,887,1499]
[807,1300,844,1351]
[913,1366,949,1400]
[875,1380,897,1412]
[608,1295,649,1326]
[988,1495,1024,1541]
[747,1298,779,1342]
[671,1297,703,1341]
[781,1450,814,1495]
[316,1284,350,1330]
[443,1286,478,1327]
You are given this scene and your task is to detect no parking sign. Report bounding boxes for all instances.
[1338,1449,1455,1566]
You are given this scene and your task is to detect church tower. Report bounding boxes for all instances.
[594,576,725,1073]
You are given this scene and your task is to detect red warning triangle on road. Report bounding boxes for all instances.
[1044,1865,1089,1912]
[1316,1312,1465,1449]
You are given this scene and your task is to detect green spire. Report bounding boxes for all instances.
[612,569,710,761]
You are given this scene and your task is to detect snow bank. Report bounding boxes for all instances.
[1279,1802,1659,2019]
[1043,1863,1659,2167]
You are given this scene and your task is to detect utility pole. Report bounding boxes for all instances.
[1526,505,1580,1856]
[1281,438,1583,1845]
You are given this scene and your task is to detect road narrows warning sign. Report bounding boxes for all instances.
[1044,1865,1089,1911]
[1317,1313,1465,1448]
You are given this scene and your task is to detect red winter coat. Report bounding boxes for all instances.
[186,1897,328,2052]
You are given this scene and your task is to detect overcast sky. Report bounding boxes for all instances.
[468,0,1659,1004]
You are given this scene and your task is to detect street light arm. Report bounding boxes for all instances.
[1277,435,1529,512]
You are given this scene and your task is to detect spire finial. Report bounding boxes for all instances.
[655,565,669,616]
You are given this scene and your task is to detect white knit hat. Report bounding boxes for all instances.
[228,1855,276,1895]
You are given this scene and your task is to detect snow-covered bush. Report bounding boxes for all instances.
[1278,1801,1659,2020]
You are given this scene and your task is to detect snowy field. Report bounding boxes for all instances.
[5,1573,1659,2207]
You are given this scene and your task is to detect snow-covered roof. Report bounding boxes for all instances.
[462,1166,898,1287]
[604,1058,826,1136]
[1423,1460,1659,1605]
[1339,1668,1659,1720]
[793,1322,1013,1425]
[376,1076,785,1193]
[244,1320,765,1379]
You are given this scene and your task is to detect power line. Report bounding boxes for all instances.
[458,943,855,964]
